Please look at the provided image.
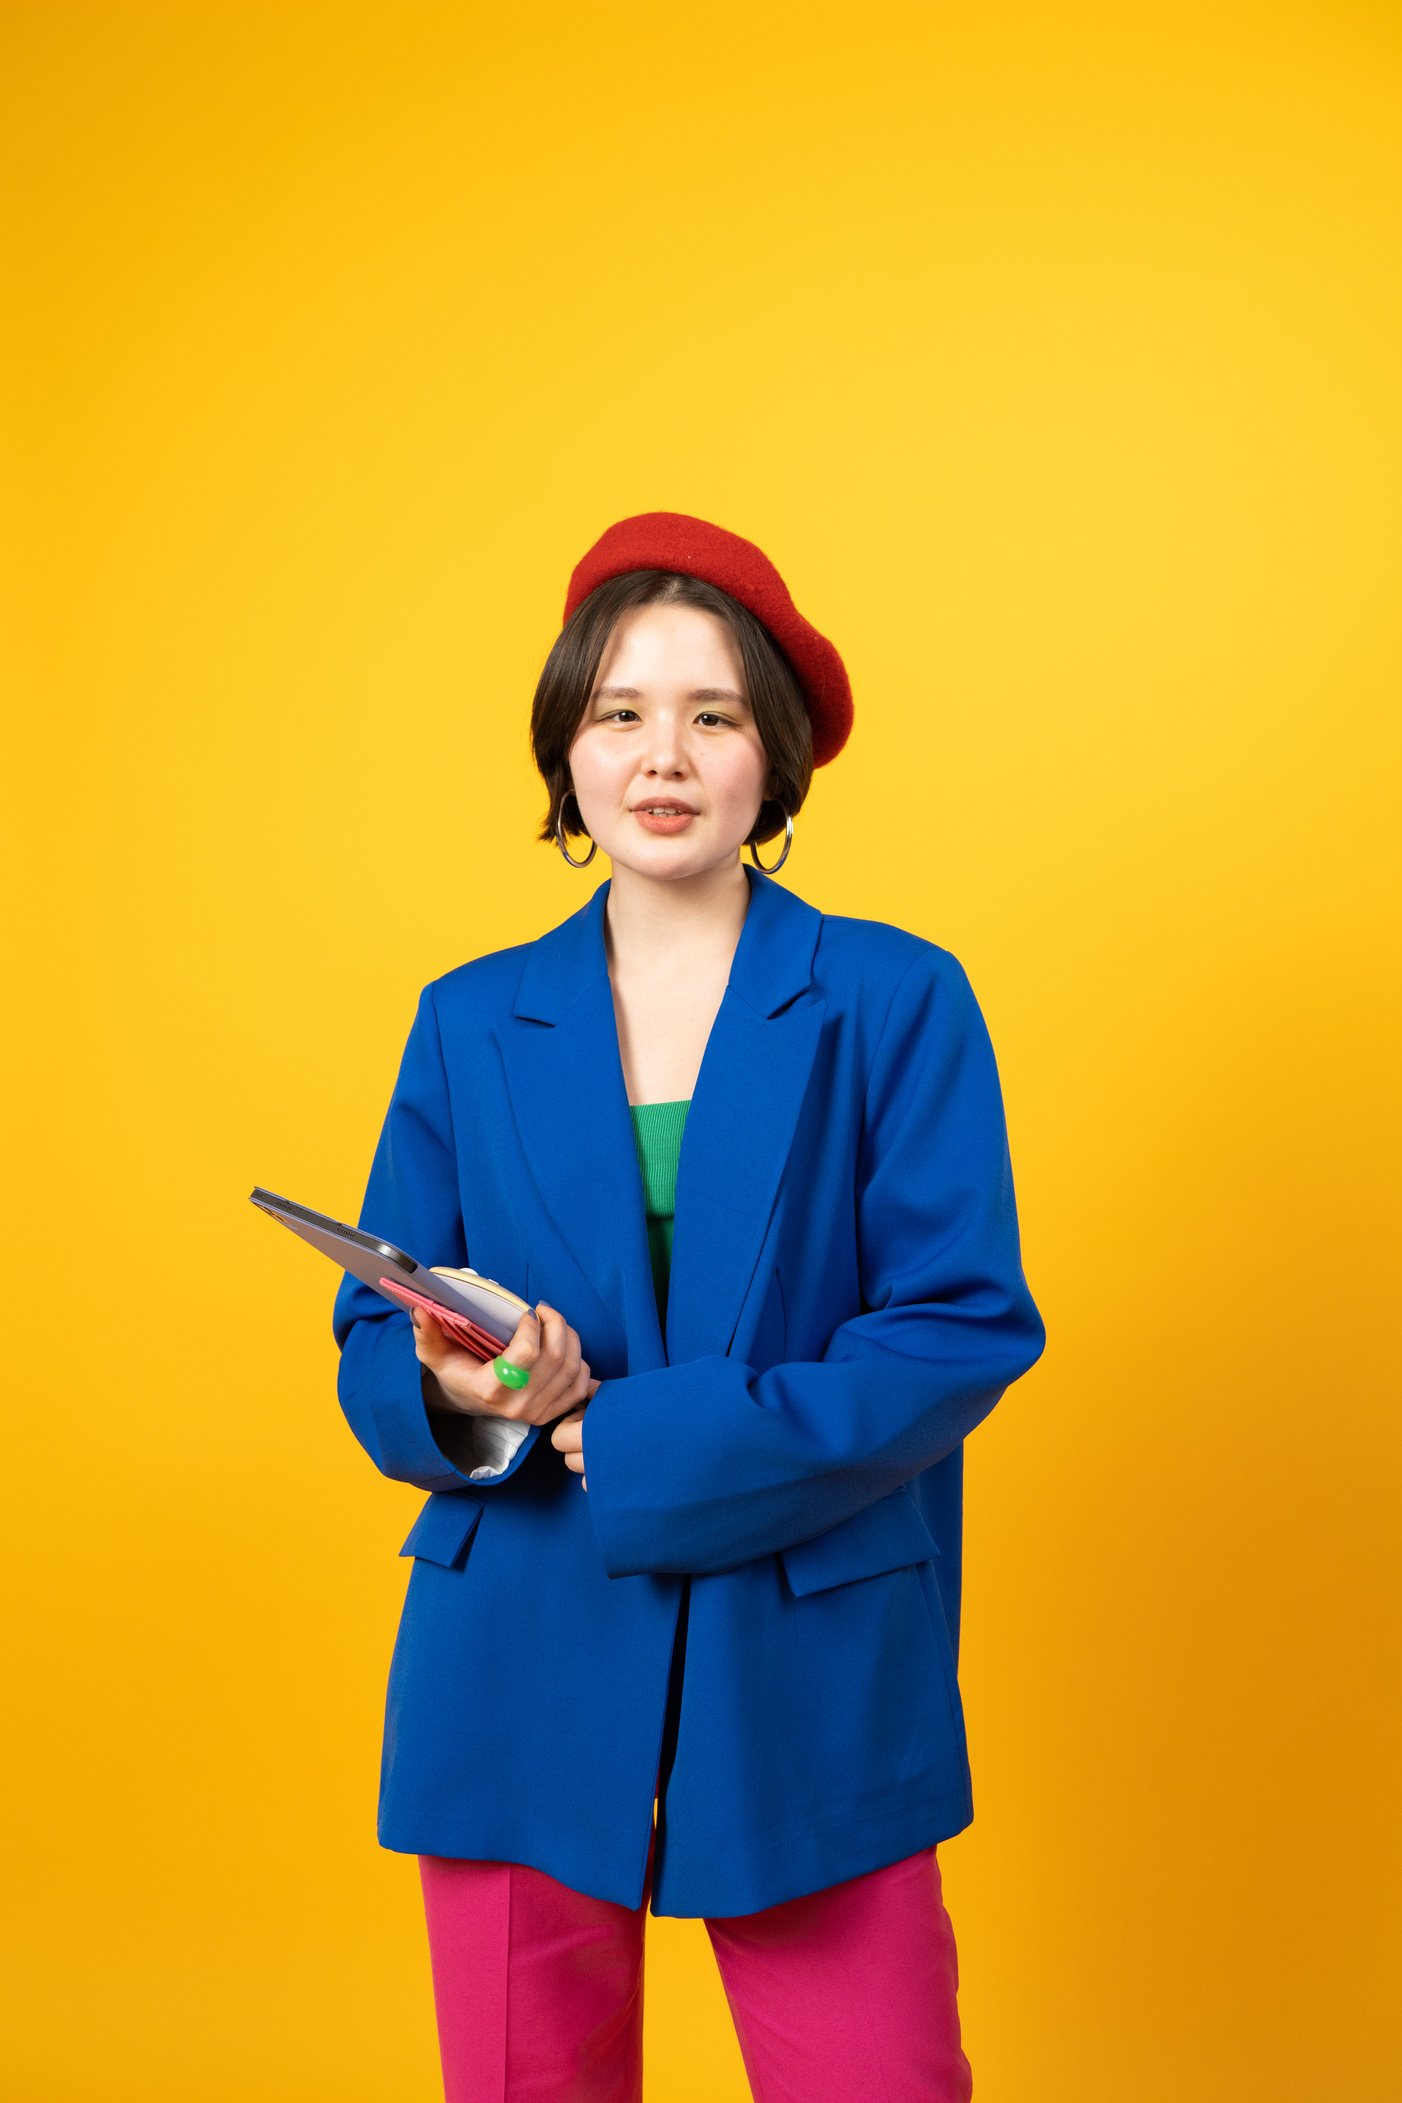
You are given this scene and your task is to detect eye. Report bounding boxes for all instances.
[597,709,734,727]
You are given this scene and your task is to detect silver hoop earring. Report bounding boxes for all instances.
[746,811,793,873]
[555,801,597,868]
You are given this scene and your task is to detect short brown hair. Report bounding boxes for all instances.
[531,571,814,852]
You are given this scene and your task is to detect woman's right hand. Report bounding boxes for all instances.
[410,1299,601,1428]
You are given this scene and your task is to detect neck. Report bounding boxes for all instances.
[603,857,752,977]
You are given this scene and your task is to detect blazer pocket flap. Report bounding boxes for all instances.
[398,1492,484,1567]
[779,1491,940,1597]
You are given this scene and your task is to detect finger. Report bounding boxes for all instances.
[412,1303,481,1364]
[534,1302,566,1364]
[505,1303,542,1364]
[532,1303,581,1410]
[484,1306,541,1398]
[410,1306,447,1365]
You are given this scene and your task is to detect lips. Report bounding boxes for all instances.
[633,805,698,833]
[631,802,697,814]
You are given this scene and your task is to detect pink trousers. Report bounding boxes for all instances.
[417,1817,974,2103]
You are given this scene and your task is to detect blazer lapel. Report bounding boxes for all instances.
[665,872,826,1365]
[490,863,825,1376]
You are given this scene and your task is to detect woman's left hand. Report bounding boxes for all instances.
[550,1380,599,1487]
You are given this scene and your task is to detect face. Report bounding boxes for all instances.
[566,602,777,881]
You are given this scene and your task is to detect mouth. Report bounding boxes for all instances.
[632,803,698,832]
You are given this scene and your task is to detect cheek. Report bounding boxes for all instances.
[569,735,626,792]
[710,745,771,808]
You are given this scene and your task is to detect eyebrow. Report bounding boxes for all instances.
[592,685,750,706]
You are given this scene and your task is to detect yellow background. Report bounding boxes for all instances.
[4,3,1399,2097]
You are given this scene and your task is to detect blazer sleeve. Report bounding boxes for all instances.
[580,948,1047,1577]
[331,982,543,1493]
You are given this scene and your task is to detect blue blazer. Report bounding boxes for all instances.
[332,862,1046,1918]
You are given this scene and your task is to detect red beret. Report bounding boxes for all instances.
[562,510,853,768]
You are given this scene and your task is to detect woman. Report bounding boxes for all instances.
[331,510,1046,2102]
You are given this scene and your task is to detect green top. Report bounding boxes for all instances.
[628,1098,691,1325]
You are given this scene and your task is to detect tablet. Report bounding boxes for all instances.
[250,1185,531,1351]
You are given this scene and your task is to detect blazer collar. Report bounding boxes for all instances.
[491,864,826,1374]
[511,860,820,1025]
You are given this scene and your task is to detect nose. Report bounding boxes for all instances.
[641,725,690,778]
[644,718,685,761]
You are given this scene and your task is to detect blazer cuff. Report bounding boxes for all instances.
[342,1314,540,1491]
